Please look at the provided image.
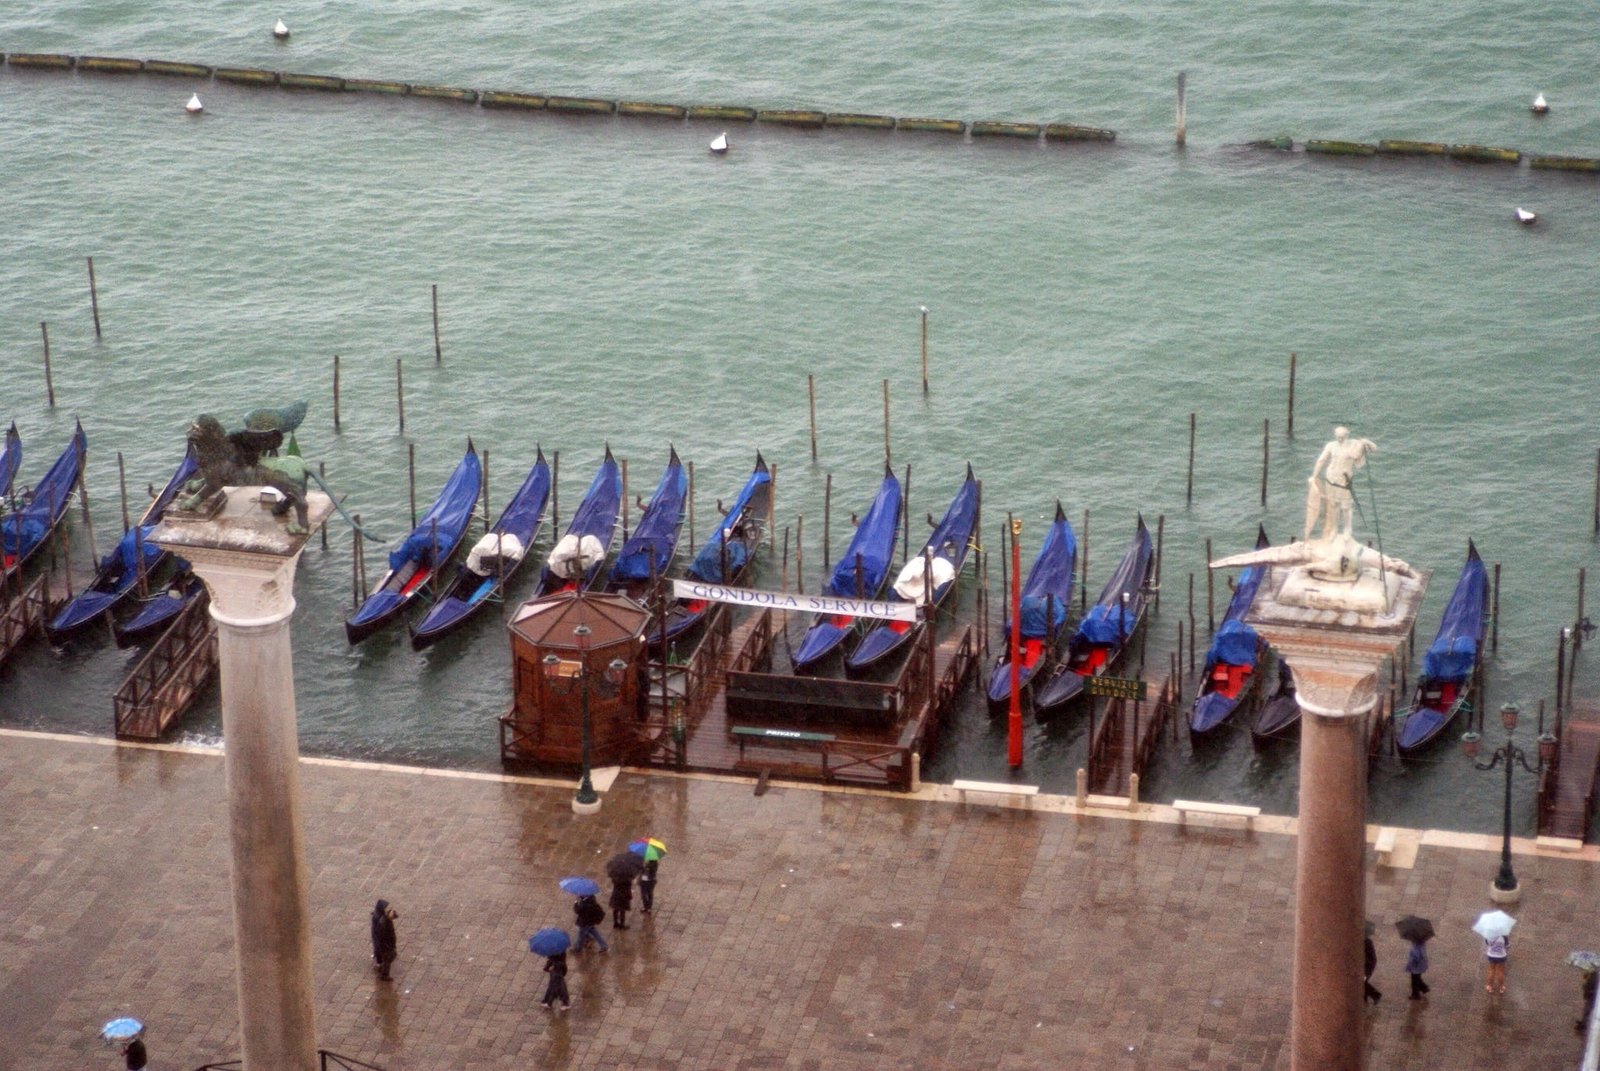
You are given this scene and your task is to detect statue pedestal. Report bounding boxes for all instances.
[152,487,334,1071]
[1245,563,1428,1071]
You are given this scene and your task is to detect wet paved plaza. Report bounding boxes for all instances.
[1,729,1595,1070]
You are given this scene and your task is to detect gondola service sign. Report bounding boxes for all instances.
[669,580,920,622]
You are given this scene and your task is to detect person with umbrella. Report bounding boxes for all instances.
[609,874,634,930]
[1568,951,1600,1030]
[1395,916,1434,999]
[630,837,667,915]
[563,877,608,953]
[529,928,572,1010]
[1363,921,1381,1005]
[371,899,399,981]
[1473,910,1515,994]
[102,1018,145,1070]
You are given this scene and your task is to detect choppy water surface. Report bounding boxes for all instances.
[1,2,1597,835]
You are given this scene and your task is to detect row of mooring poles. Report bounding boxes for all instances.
[800,310,931,465]
[1180,354,1300,509]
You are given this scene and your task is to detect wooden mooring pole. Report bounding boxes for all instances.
[1491,561,1501,652]
[86,256,102,339]
[395,358,406,433]
[686,461,695,553]
[431,284,442,363]
[1556,627,1568,713]
[551,451,560,533]
[1260,419,1269,507]
[319,462,328,550]
[882,379,891,463]
[807,374,818,461]
[481,450,492,535]
[621,458,630,542]
[795,515,804,593]
[1205,538,1215,632]
[1593,446,1599,536]
[1175,72,1187,147]
[1185,412,1196,507]
[919,306,929,394]
[116,452,130,532]
[1287,352,1297,437]
[1577,567,1588,651]
[1080,508,1089,615]
[1187,573,1197,676]
[408,443,418,527]
[1153,514,1164,613]
[823,474,832,573]
[332,355,341,431]
[76,468,98,567]
[41,322,55,407]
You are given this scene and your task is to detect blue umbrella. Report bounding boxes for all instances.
[101,1017,143,1044]
[558,876,599,897]
[528,928,571,956]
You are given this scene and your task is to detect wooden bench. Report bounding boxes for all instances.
[730,725,835,760]
[1173,799,1261,829]
[1535,834,1585,853]
[1374,827,1399,865]
[952,779,1040,805]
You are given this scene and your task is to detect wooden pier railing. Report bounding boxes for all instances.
[1087,675,1174,797]
[113,590,217,739]
[1537,703,1600,841]
[0,574,51,668]
[638,603,735,765]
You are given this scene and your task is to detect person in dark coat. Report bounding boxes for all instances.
[122,1037,148,1070]
[609,878,633,930]
[639,858,659,914]
[1405,938,1430,999]
[573,894,608,952]
[1579,967,1598,1031]
[539,951,571,1010]
[1363,935,1382,1005]
[371,899,399,980]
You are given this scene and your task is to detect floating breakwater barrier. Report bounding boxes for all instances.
[0,52,1116,149]
[1254,136,1598,175]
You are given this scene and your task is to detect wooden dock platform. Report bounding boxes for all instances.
[634,608,975,790]
[1538,702,1600,841]
[1087,676,1175,797]
[112,590,217,739]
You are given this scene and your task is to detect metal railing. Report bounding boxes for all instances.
[192,1050,387,1070]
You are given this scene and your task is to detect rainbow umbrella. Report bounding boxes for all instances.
[629,837,668,861]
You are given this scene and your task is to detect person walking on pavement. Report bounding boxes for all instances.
[639,858,658,914]
[121,1037,148,1070]
[610,877,633,930]
[371,899,399,981]
[573,893,608,952]
[539,951,571,1010]
[1578,966,1597,1031]
[1405,938,1430,999]
[1363,933,1382,1005]
[1484,932,1509,993]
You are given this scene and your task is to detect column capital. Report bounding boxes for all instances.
[149,487,334,627]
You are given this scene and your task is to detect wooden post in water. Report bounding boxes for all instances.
[1175,72,1187,147]
[1185,412,1196,507]
[332,355,341,432]
[1175,622,1184,707]
[882,379,891,463]
[431,284,442,363]
[76,468,98,568]
[919,306,929,394]
[319,462,329,550]
[116,452,130,533]
[1287,352,1297,437]
[807,374,818,461]
[1260,419,1269,507]
[902,464,912,564]
[1593,447,1599,536]
[768,463,778,556]
[1556,627,1568,714]
[621,458,630,542]
[1205,538,1215,632]
[823,474,832,574]
[1187,573,1197,676]
[41,322,55,407]
[1080,508,1089,614]
[998,518,1009,643]
[781,525,790,588]
[481,450,492,535]
[551,451,560,533]
[1153,514,1164,613]
[686,461,695,553]
[1577,567,1588,651]
[87,256,102,339]
[796,515,804,593]
[395,359,406,433]
[408,444,418,527]
[1491,561,1501,652]
[351,514,364,606]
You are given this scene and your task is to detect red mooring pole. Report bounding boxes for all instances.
[1008,516,1024,768]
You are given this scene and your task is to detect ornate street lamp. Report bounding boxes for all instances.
[1461,702,1558,903]
[543,622,629,814]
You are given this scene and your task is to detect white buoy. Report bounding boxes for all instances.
[1515,207,1537,225]
[709,132,729,155]
[1531,93,1549,115]
[273,19,290,40]
[185,93,204,114]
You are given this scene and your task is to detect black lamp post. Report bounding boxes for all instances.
[543,622,629,815]
[1461,702,1558,902]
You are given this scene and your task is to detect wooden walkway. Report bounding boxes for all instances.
[636,608,975,790]
[1538,702,1600,841]
[112,590,217,739]
[1086,676,1175,797]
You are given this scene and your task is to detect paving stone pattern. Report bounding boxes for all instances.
[0,733,1593,1069]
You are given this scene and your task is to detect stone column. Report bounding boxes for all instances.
[152,488,333,1071]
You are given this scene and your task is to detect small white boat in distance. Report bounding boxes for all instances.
[1531,93,1549,115]
[1515,207,1537,225]
[185,93,204,114]
[273,19,290,40]
[709,132,729,154]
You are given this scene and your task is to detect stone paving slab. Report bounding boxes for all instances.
[0,730,1595,1070]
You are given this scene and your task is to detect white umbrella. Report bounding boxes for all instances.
[1472,910,1516,941]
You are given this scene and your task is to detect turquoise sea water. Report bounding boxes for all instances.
[1,2,1597,836]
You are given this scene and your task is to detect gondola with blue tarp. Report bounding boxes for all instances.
[1033,515,1152,713]
[790,464,902,672]
[1395,541,1488,754]
[1189,526,1270,736]
[986,502,1076,714]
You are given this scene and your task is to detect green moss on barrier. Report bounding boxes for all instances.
[1248,136,1294,150]
[480,91,547,110]
[686,105,757,122]
[344,78,409,95]
[826,112,895,129]
[1378,139,1448,156]
[1305,139,1377,157]
[618,101,686,119]
[1530,155,1600,172]
[1449,144,1520,164]
[279,72,345,91]
[77,56,143,74]
[757,109,826,128]
[546,96,616,114]
[1045,123,1115,143]
[410,84,478,102]
[896,117,966,134]
[7,53,75,69]
[971,121,1042,139]
[143,60,213,78]
[214,66,279,86]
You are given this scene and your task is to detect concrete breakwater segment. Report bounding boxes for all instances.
[0,51,1114,148]
[1256,135,1597,174]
